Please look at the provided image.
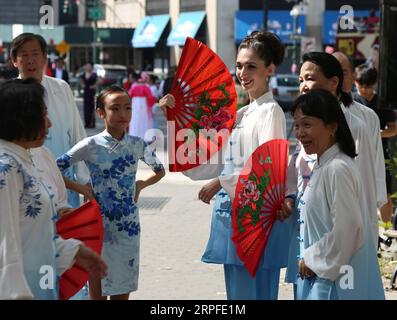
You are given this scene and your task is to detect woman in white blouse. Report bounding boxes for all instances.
[160,31,290,300]
[0,78,107,300]
[292,89,384,300]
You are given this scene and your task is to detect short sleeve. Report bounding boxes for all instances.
[140,142,164,172]
[56,138,90,173]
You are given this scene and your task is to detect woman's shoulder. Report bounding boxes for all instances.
[0,151,22,178]
[326,153,358,178]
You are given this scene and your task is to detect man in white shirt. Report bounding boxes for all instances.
[11,33,90,207]
[52,58,69,84]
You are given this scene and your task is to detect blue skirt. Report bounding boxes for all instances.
[202,189,291,300]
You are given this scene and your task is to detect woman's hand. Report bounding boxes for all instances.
[134,180,145,203]
[159,94,175,113]
[75,245,108,279]
[80,184,95,201]
[299,258,316,280]
[58,207,74,218]
[276,197,294,222]
[198,178,222,204]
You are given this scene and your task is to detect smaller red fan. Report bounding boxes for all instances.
[232,139,289,277]
[56,199,103,300]
[167,37,237,172]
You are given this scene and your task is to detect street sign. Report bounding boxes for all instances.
[88,7,105,21]
[55,40,71,56]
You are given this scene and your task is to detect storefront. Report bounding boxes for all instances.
[131,14,170,72]
[167,11,206,46]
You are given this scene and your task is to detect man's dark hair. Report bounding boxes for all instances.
[10,33,47,60]
[355,64,377,86]
[302,52,353,106]
[0,78,46,141]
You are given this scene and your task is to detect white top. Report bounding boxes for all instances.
[184,91,286,198]
[348,100,387,208]
[0,140,81,300]
[30,146,70,211]
[287,102,380,248]
[41,76,90,185]
[300,144,365,281]
[55,68,63,80]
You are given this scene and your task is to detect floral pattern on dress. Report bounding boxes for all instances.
[1,153,44,219]
[56,131,163,295]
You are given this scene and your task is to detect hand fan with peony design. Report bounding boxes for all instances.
[167,37,237,172]
[56,199,103,300]
[232,139,289,277]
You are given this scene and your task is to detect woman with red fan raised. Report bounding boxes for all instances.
[0,79,107,300]
[160,31,291,300]
[291,89,384,300]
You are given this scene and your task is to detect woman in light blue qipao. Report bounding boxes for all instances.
[57,86,165,300]
[161,31,290,300]
[292,89,384,300]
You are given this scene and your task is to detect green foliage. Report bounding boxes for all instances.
[386,156,397,198]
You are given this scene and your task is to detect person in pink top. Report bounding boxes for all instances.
[128,71,156,142]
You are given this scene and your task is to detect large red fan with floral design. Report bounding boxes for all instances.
[167,37,237,172]
[56,199,103,300]
[232,139,289,277]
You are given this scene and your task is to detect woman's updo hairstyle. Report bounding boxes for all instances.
[238,31,285,67]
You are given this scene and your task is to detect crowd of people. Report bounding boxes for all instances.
[0,29,396,300]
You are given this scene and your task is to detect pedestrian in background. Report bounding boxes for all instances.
[80,62,98,128]
[57,85,165,300]
[52,57,69,84]
[159,66,176,98]
[128,71,156,142]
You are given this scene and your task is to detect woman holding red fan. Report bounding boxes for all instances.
[160,31,290,300]
[0,79,107,300]
[291,89,384,300]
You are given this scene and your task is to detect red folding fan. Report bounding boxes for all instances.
[232,139,289,277]
[167,37,237,172]
[56,199,103,300]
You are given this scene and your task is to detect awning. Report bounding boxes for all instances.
[167,11,206,46]
[323,10,379,44]
[235,10,306,44]
[0,24,64,43]
[132,14,169,48]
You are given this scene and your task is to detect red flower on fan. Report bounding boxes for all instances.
[198,108,231,131]
[238,179,260,207]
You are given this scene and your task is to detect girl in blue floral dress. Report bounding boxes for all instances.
[57,86,165,300]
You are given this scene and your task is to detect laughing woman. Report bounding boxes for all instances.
[292,89,384,300]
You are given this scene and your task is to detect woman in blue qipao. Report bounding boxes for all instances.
[0,78,107,300]
[292,89,384,300]
[57,86,165,300]
[160,31,290,300]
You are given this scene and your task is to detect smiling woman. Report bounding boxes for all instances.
[289,89,384,300]
[160,31,289,301]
